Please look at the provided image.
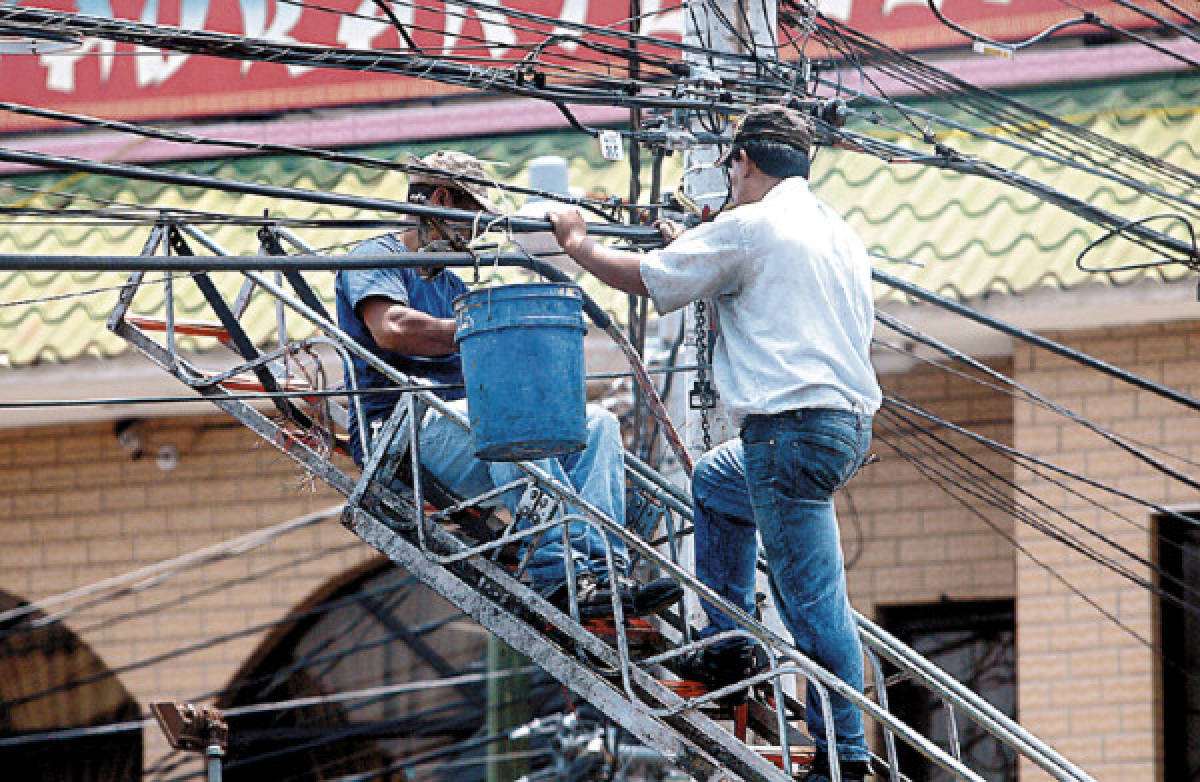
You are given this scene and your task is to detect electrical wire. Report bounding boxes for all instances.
[1058,0,1200,69]
[0,505,342,630]
[879,393,1200,609]
[875,310,1200,493]
[0,364,701,410]
[0,101,625,221]
[871,336,1200,596]
[923,0,1100,53]
[871,333,1200,479]
[804,7,1200,194]
[0,667,540,749]
[872,406,1200,681]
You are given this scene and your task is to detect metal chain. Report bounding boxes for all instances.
[690,300,716,451]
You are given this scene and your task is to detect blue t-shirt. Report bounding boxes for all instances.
[336,233,468,465]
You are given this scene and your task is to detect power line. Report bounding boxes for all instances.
[0,667,539,749]
[0,505,342,629]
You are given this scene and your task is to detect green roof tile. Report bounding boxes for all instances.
[1,73,1197,368]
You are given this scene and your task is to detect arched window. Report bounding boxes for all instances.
[220,560,576,782]
[0,591,142,782]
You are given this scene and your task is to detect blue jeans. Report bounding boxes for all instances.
[691,407,872,763]
[379,399,629,592]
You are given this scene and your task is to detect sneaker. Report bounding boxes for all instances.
[631,576,684,617]
[799,749,872,781]
[544,574,682,620]
[671,641,765,705]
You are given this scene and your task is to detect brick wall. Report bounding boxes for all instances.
[1012,321,1198,781]
[846,357,1017,611]
[0,414,377,774]
[3,326,1177,781]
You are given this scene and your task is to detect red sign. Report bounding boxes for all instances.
[1,0,1183,132]
[825,0,1182,53]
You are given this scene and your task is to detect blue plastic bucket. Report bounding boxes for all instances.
[453,283,587,461]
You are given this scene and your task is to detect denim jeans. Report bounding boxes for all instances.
[691,407,872,763]
[378,399,629,592]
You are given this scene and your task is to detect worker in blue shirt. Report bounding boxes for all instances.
[337,149,680,620]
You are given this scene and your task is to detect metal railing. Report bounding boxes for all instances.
[89,219,1095,782]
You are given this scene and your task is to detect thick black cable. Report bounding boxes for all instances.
[1,179,322,227]
[870,341,1200,591]
[826,83,1200,220]
[279,0,690,82]
[871,266,1200,413]
[1075,3,1200,70]
[875,404,1200,690]
[879,396,1200,607]
[368,0,421,53]
[872,333,1200,479]
[0,102,623,222]
[878,385,1200,532]
[0,6,769,114]
[805,6,1199,197]
[923,0,1098,52]
[1075,211,1199,272]
[1158,0,1199,26]
[877,401,1193,627]
[875,310,1200,492]
[0,148,666,242]
[809,9,1200,192]
[872,418,1169,665]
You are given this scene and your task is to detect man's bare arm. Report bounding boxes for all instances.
[547,209,650,296]
[360,297,457,356]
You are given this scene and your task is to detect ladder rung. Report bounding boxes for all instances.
[219,373,314,392]
[660,679,709,698]
[584,617,666,652]
[756,746,815,769]
[127,315,230,339]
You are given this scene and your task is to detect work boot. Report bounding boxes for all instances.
[671,641,765,705]
[544,574,682,620]
[798,749,872,781]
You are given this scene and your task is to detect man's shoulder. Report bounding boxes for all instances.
[350,232,408,256]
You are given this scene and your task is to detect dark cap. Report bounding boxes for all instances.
[717,104,814,165]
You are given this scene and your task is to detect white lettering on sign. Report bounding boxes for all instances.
[336,0,416,50]
[442,0,516,59]
[639,0,684,38]
[41,0,116,92]
[135,0,210,87]
[549,0,588,52]
[883,0,942,14]
[816,0,853,21]
[239,0,311,76]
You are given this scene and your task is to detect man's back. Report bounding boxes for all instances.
[642,177,880,420]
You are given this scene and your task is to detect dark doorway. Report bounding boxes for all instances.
[1158,512,1200,782]
[878,599,1017,782]
[0,591,143,782]
[219,562,578,782]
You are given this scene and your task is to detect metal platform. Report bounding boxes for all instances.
[103,219,1095,782]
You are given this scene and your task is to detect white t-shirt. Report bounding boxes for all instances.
[640,177,881,422]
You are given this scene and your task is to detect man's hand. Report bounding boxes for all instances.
[654,218,685,242]
[547,208,589,255]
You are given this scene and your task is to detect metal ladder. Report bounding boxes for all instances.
[104,219,1096,782]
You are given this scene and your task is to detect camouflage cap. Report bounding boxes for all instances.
[717,104,814,165]
[406,150,506,214]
